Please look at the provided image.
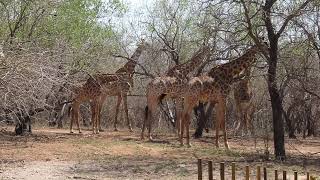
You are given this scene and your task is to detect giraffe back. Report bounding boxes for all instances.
[207,45,261,84]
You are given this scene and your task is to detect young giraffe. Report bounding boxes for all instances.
[70,41,147,134]
[70,74,132,133]
[233,69,255,136]
[180,43,268,148]
[141,45,211,140]
[93,40,148,132]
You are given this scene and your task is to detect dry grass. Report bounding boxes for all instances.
[0,126,319,179]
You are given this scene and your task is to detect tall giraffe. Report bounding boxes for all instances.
[95,40,148,132]
[141,45,211,140]
[70,40,147,133]
[179,43,268,148]
[233,69,254,136]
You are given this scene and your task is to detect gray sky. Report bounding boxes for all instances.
[118,0,154,42]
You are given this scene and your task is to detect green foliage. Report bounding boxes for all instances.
[0,0,125,48]
[0,0,128,72]
[44,0,114,47]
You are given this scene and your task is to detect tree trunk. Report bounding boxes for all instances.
[193,103,214,138]
[282,106,296,138]
[267,39,286,159]
[193,103,206,138]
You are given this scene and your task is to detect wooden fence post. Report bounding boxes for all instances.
[220,162,225,180]
[208,161,213,180]
[257,166,261,180]
[283,171,287,180]
[263,167,267,180]
[231,162,236,180]
[307,172,310,180]
[294,171,297,180]
[275,170,278,180]
[245,166,250,180]
[197,159,202,180]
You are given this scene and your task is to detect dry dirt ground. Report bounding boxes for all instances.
[0,126,319,180]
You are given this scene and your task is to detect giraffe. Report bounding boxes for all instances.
[70,74,131,133]
[179,43,268,148]
[141,45,211,140]
[70,40,147,134]
[233,69,255,136]
[94,40,148,132]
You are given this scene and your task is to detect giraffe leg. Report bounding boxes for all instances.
[122,95,133,132]
[141,105,148,140]
[114,95,121,131]
[96,101,101,132]
[217,99,229,149]
[248,105,255,136]
[214,102,220,148]
[95,100,100,134]
[96,101,101,134]
[175,99,183,138]
[70,105,74,134]
[180,98,191,147]
[98,96,106,132]
[96,96,104,134]
[147,107,153,141]
[90,101,96,133]
[142,94,157,141]
[147,102,157,141]
[91,101,97,134]
[75,105,81,134]
[184,103,194,148]
[234,103,242,136]
[244,111,249,136]
[185,113,191,147]
[179,113,185,146]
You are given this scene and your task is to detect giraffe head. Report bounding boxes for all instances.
[136,39,151,52]
[251,41,269,54]
[116,39,150,75]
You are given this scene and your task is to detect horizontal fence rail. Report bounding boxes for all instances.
[197,159,318,180]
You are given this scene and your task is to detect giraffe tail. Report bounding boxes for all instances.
[159,94,166,106]
[67,105,72,117]
[144,106,149,120]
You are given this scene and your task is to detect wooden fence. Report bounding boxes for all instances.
[197,159,318,180]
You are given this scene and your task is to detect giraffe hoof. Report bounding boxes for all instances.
[114,128,119,132]
[129,128,133,132]
[99,129,104,132]
[79,131,82,134]
[70,131,74,134]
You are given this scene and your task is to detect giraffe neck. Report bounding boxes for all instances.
[236,69,252,101]
[116,45,144,75]
[208,46,258,81]
[166,46,210,77]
